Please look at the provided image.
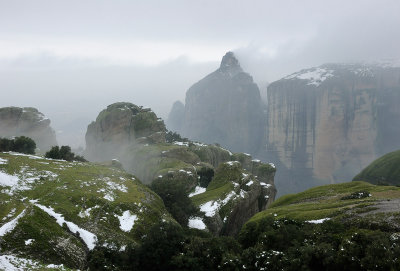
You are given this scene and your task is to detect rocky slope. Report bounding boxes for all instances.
[0,152,173,270]
[85,102,277,236]
[353,149,400,186]
[265,63,400,194]
[169,52,265,154]
[0,107,57,152]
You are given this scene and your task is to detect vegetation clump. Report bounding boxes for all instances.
[0,136,36,154]
[45,145,87,162]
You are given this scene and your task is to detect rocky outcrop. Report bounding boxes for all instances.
[0,107,57,152]
[166,100,185,133]
[85,102,166,161]
[85,103,277,236]
[180,52,265,154]
[265,63,400,194]
[191,160,276,236]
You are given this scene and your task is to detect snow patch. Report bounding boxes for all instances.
[285,67,334,86]
[116,210,137,232]
[307,218,331,224]
[173,141,189,147]
[24,239,34,245]
[0,210,26,237]
[188,217,206,230]
[34,203,97,250]
[189,186,206,197]
[0,158,8,165]
[246,180,254,186]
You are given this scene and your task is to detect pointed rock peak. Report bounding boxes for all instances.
[219,52,243,77]
[220,51,240,69]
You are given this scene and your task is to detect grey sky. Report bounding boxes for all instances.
[1,0,399,147]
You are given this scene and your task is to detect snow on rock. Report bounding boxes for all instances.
[260,182,272,188]
[200,201,220,217]
[285,67,334,86]
[189,186,206,197]
[251,159,261,163]
[0,210,26,237]
[268,163,275,168]
[188,217,206,230]
[0,158,8,165]
[34,203,97,250]
[115,210,138,232]
[307,218,331,224]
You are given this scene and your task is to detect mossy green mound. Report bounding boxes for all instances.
[0,152,173,270]
[353,150,400,186]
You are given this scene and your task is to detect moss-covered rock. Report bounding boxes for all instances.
[85,102,166,161]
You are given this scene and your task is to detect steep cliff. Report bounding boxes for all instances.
[265,63,400,194]
[181,52,265,154]
[0,107,57,152]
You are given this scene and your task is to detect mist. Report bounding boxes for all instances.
[1,0,399,147]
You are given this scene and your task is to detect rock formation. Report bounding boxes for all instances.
[166,100,185,133]
[265,63,400,194]
[0,106,57,152]
[85,102,166,161]
[177,52,265,154]
[85,102,277,236]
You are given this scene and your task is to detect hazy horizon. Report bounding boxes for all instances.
[1,0,400,147]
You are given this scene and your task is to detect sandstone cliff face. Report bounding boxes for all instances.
[265,64,400,194]
[0,107,57,151]
[181,52,265,154]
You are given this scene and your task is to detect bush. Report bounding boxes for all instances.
[0,136,36,154]
[151,177,198,226]
[45,145,87,162]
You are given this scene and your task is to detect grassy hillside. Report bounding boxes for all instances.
[353,150,400,186]
[249,181,400,222]
[0,152,173,270]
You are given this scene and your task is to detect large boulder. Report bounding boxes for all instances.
[0,107,57,152]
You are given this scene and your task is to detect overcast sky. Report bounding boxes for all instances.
[1,0,400,147]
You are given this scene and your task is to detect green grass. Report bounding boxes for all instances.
[0,152,173,269]
[353,150,400,185]
[248,181,400,223]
